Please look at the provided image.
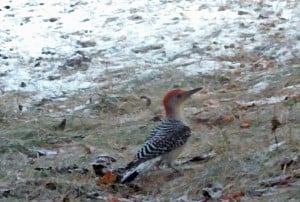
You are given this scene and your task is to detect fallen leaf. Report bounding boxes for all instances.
[204,99,221,108]
[194,112,235,127]
[240,119,251,128]
[234,69,241,76]
[92,154,117,177]
[237,102,256,110]
[63,195,71,202]
[253,58,273,70]
[247,188,269,197]
[84,145,94,154]
[182,150,216,164]
[35,164,89,174]
[271,116,281,144]
[214,114,235,125]
[293,169,300,178]
[97,171,117,184]
[92,164,107,177]
[140,95,151,106]
[294,95,300,102]
[280,154,300,170]
[220,191,245,201]
[107,197,121,202]
[227,83,237,89]
[45,182,57,190]
[151,115,163,122]
[57,118,66,130]
[194,117,210,124]
[260,174,292,187]
[271,116,281,133]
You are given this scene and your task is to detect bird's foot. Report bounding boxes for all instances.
[168,164,184,175]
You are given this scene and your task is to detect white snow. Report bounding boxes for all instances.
[268,141,286,152]
[236,95,287,107]
[0,0,299,105]
[248,81,269,93]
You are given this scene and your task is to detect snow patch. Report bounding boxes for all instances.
[0,0,299,105]
[248,81,269,93]
[236,96,287,107]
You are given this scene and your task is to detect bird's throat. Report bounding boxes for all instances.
[165,105,185,121]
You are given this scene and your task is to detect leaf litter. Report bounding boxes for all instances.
[0,0,300,201]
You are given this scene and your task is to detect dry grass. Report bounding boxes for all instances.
[1,60,299,201]
[1,0,299,200]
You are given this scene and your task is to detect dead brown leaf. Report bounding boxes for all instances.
[293,169,300,178]
[57,118,66,130]
[106,197,121,202]
[271,116,282,133]
[203,99,221,108]
[84,144,94,154]
[194,113,235,128]
[140,95,151,106]
[236,101,256,110]
[227,83,237,89]
[234,69,242,76]
[220,191,245,201]
[294,95,300,102]
[215,114,235,125]
[151,115,163,122]
[271,116,281,143]
[253,58,274,70]
[63,195,71,202]
[240,119,251,128]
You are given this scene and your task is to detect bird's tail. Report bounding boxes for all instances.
[120,159,153,183]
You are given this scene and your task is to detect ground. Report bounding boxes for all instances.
[0,0,300,201]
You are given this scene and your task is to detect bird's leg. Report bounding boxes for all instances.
[153,159,163,170]
[156,159,181,173]
[166,162,182,174]
[170,165,181,173]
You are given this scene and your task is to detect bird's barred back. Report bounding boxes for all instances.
[136,118,191,160]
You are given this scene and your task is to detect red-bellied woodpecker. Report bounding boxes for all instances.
[121,87,202,183]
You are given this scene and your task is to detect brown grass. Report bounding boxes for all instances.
[1,58,299,201]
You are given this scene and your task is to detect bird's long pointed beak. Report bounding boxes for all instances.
[183,87,202,99]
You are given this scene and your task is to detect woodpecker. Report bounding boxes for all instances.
[121,87,202,183]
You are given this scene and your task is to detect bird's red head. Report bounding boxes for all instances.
[162,89,187,109]
[162,88,202,117]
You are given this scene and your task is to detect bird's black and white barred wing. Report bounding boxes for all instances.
[120,118,191,183]
[136,118,191,161]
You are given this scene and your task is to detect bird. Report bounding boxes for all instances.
[120,87,202,183]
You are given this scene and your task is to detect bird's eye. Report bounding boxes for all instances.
[176,94,182,99]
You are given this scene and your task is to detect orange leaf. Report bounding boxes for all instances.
[222,114,235,123]
[107,197,121,202]
[96,171,117,184]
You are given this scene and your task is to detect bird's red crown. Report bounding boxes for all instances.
[162,89,186,107]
